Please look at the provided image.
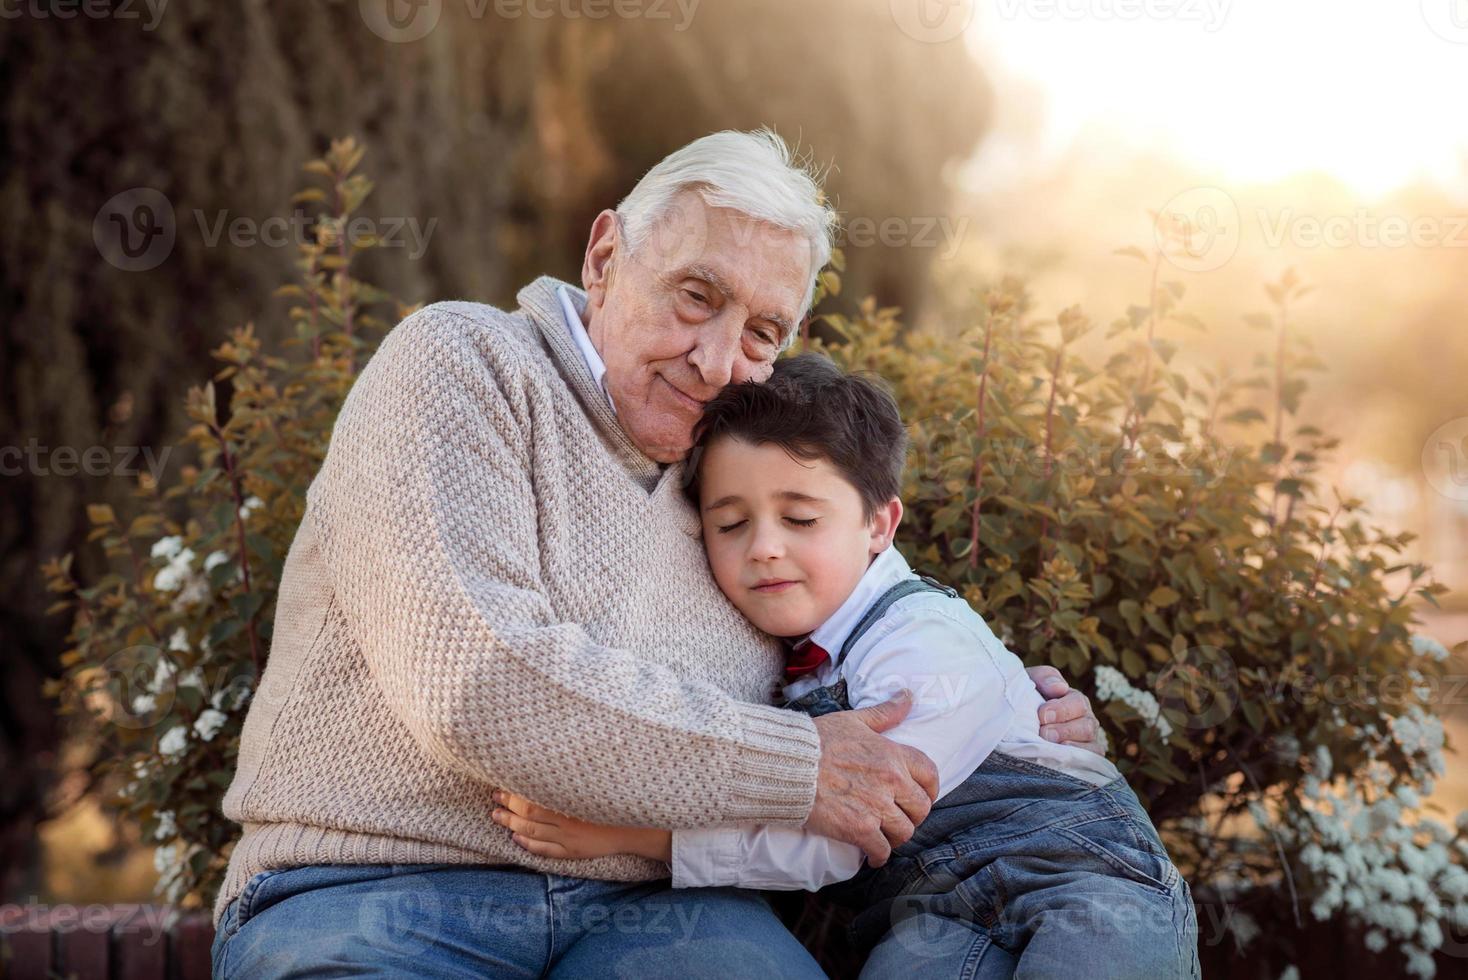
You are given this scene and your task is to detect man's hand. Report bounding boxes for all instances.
[1027,665,1108,755]
[804,689,939,868]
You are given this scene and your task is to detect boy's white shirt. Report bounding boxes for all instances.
[670,545,1124,892]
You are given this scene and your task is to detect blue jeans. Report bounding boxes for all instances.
[210,862,828,979]
[821,752,1201,979]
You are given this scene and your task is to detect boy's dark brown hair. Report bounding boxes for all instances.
[687,352,907,521]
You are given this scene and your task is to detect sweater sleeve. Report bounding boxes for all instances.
[305,304,821,829]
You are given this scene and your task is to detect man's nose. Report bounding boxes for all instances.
[687,322,741,391]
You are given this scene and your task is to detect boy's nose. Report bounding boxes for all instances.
[748,526,785,561]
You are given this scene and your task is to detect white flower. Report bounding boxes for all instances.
[152,843,178,875]
[1228,911,1260,950]
[131,693,156,715]
[1280,967,1300,980]
[158,725,188,759]
[1365,930,1387,952]
[1095,665,1173,740]
[193,708,228,742]
[204,550,230,573]
[169,628,189,652]
[172,574,210,610]
[177,668,205,691]
[1404,945,1437,979]
[153,810,177,841]
[1412,634,1451,663]
[149,658,175,694]
[150,536,183,560]
[152,547,196,593]
[239,495,264,520]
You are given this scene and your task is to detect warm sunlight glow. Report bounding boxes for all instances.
[963,0,1468,196]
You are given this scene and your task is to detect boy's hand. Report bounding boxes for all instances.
[1027,665,1109,755]
[492,790,672,863]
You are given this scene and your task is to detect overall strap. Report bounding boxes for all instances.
[833,573,958,669]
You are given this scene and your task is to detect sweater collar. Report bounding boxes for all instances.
[517,276,664,491]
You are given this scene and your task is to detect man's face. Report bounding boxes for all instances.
[697,436,897,639]
[581,190,812,463]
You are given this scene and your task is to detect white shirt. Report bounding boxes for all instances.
[670,545,1123,892]
[558,285,616,414]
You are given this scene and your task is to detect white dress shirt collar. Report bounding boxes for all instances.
[557,285,616,416]
[806,545,914,663]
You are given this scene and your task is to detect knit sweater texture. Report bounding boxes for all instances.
[212,277,823,926]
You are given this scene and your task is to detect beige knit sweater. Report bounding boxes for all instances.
[213,277,822,926]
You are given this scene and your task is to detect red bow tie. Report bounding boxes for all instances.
[784,637,831,681]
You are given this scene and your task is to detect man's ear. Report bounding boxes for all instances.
[868,497,904,555]
[582,209,620,313]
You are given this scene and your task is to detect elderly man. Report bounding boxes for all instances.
[210,130,1106,978]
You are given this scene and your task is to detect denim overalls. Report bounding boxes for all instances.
[784,576,1202,980]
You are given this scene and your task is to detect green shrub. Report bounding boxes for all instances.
[47,142,1468,976]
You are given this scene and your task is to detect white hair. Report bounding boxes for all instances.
[615,128,839,335]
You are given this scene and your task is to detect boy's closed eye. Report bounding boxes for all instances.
[715,516,820,534]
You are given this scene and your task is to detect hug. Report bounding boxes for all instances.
[209,128,1199,978]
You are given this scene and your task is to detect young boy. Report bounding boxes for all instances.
[492,353,1201,978]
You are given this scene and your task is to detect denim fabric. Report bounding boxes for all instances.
[817,753,1201,979]
[210,862,828,979]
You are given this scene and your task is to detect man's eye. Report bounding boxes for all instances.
[752,329,778,346]
[786,517,818,527]
[716,520,747,534]
[683,289,709,306]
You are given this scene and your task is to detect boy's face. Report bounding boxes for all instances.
[697,436,901,639]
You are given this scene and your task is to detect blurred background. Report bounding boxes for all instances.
[2,0,1465,967]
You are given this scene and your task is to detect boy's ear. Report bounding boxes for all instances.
[868,497,904,555]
